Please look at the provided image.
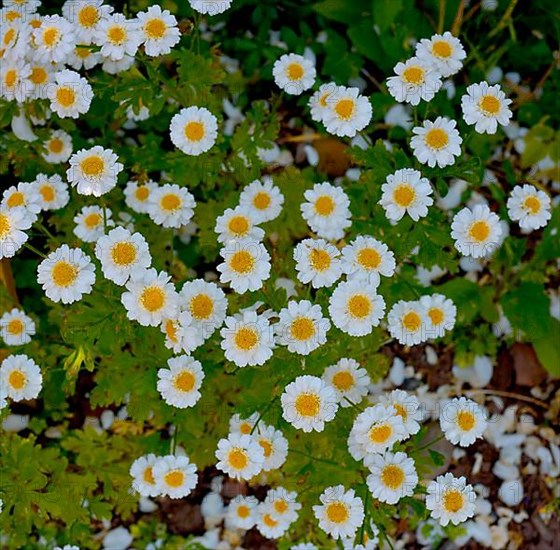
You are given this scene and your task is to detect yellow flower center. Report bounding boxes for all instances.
[107,25,126,45]
[357,247,381,269]
[393,184,415,208]
[3,27,16,46]
[39,185,55,202]
[294,392,320,417]
[174,370,196,392]
[286,62,304,80]
[332,370,354,391]
[80,155,105,178]
[263,513,278,527]
[144,18,166,39]
[164,319,178,342]
[75,47,92,59]
[52,261,78,287]
[228,448,249,470]
[381,464,405,490]
[479,95,500,115]
[309,248,331,272]
[0,214,11,238]
[369,423,393,444]
[228,215,250,237]
[523,195,541,214]
[468,220,490,243]
[425,128,449,150]
[30,66,48,85]
[314,195,335,216]
[239,422,252,435]
[234,327,258,351]
[48,137,64,153]
[143,466,155,484]
[140,286,165,312]
[348,294,371,319]
[111,242,137,266]
[160,193,181,211]
[290,317,316,341]
[252,191,271,210]
[78,5,99,27]
[402,311,422,332]
[9,369,26,390]
[84,213,102,229]
[402,66,425,85]
[7,319,24,335]
[443,489,464,513]
[274,499,288,514]
[237,504,250,518]
[5,11,20,23]
[319,92,330,107]
[184,121,205,142]
[229,250,254,274]
[188,294,213,320]
[457,410,475,431]
[164,470,185,488]
[394,403,408,421]
[259,438,273,458]
[6,192,24,208]
[428,307,444,326]
[432,40,452,58]
[42,27,60,47]
[334,98,355,120]
[56,86,76,108]
[135,185,150,201]
[4,69,17,88]
[326,502,349,524]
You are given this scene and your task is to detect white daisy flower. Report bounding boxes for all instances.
[322,358,370,408]
[265,487,301,524]
[33,15,76,64]
[67,145,123,197]
[386,57,442,106]
[366,451,418,505]
[380,168,434,222]
[101,52,135,74]
[0,354,42,401]
[67,45,103,71]
[410,117,462,168]
[0,58,31,103]
[255,425,289,472]
[2,182,41,219]
[37,245,96,304]
[255,502,290,539]
[124,180,156,214]
[415,32,467,77]
[351,404,406,456]
[291,544,318,550]
[62,0,113,42]
[215,432,265,480]
[129,453,160,497]
[378,389,423,438]
[323,85,372,138]
[42,130,73,164]
[169,106,218,156]
[426,473,476,526]
[238,177,284,223]
[121,267,179,327]
[48,69,93,119]
[293,238,342,289]
[419,293,457,338]
[272,53,316,95]
[0,308,35,346]
[214,206,265,244]
[73,205,112,243]
[328,280,386,337]
[152,454,198,499]
[137,4,181,57]
[229,412,260,435]
[0,205,31,259]
[440,396,488,447]
[189,0,232,15]
[160,311,204,355]
[147,183,196,228]
[341,235,396,286]
[26,62,55,101]
[309,82,337,123]
[226,495,259,530]
[313,485,365,540]
[220,310,274,367]
[451,204,503,258]
[387,299,427,346]
[157,355,205,409]
[94,12,142,60]
[506,184,551,231]
[461,81,512,134]
[300,182,351,241]
[95,226,152,286]
[217,239,271,294]
[280,375,339,433]
[34,174,69,211]
[0,20,26,59]
[275,300,330,355]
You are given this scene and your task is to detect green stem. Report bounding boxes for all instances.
[250,395,278,435]
[416,433,445,452]
[359,487,369,544]
[37,221,55,240]
[24,242,47,259]
[379,527,395,550]
[172,424,179,455]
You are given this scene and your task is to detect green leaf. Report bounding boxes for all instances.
[372,0,403,32]
[533,318,560,377]
[428,449,445,466]
[501,282,550,340]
